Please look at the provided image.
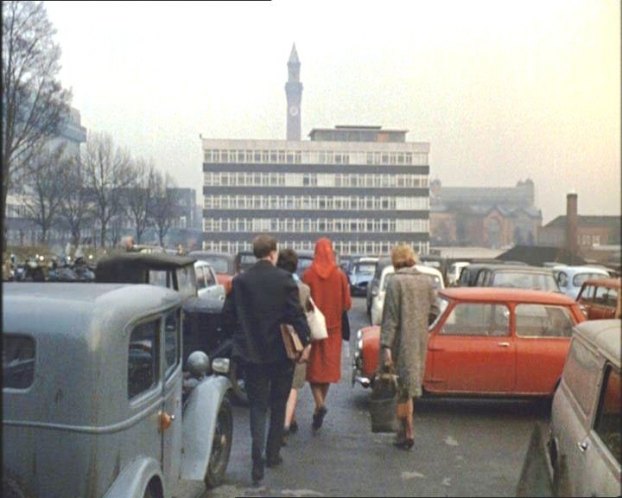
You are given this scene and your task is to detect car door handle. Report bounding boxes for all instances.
[577,440,589,452]
[497,342,510,347]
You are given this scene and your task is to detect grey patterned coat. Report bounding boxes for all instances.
[379,266,439,398]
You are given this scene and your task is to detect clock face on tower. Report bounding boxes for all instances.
[289,105,299,117]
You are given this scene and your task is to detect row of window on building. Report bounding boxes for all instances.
[204,172,429,188]
[202,239,430,257]
[203,149,428,166]
[203,217,429,234]
[204,195,429,211]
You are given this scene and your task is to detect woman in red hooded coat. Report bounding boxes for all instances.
[302,238,352,430]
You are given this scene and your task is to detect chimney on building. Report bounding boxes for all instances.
[566,191,578,263]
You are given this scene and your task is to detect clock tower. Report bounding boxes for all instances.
[285,43,303,141]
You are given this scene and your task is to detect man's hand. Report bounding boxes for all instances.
[298,344,311,363]
[382,347,393,370]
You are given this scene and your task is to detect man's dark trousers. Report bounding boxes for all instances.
[245,360,294,463]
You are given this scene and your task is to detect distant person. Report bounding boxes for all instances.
[222,234,311,485]
[277,248,312,445]
[120,235,136,252]
[302,237,351,431]
[379,244,439,450]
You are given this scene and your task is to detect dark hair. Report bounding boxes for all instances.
[252,234,277,259]
[277,248,298,274]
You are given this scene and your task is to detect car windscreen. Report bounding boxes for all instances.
[491,271,558,291]
[354,263,376,274]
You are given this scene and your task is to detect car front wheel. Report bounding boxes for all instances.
[204,394,233,488]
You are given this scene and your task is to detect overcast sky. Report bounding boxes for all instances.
[44,0,620,224]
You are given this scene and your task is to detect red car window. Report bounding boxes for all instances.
[440,303,510,337]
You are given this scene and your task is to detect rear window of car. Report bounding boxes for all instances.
[563,339,601,415]
[441,303,510,336]
[595,285,619,308]
[492,271,558,291]
[594,365,621,464]
[3,334,35,389]
[515,304,574,337]
[573,272,607,288]
[354,263,376,274]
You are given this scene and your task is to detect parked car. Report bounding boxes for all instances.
[366,257,392,315]
[193,260,226,304]
[517,319,621,497]
[456,261,522,287]
[458,263,559,292]
[369,264,445,326]
[576,277,622,320]
[353,287,585,396]
[447,260,470,286]
[188,251,236,293]
[95,252,246,404]
[2,282,233,497]
[234,250,257,274]
[348,257,379,296]
[554,265,611,299]
[296,249,315,279]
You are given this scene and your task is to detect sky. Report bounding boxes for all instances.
[44,0,620,224]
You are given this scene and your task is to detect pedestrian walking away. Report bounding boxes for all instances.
[277,248,313,446]
[302,237,352,431]
[379,244,439,450]
[222,234,311,485]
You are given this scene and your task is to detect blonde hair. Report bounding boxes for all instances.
[391,244,417,269]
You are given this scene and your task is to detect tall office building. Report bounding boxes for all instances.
[200,49,430,257]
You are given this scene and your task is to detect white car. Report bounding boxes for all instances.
[369,264,445,326]
[194,260,226,306]
[554,265,610,300]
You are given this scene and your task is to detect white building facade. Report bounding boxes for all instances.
[201,125,431,256]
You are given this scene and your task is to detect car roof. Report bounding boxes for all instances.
[580,277,622,288]
[439,287,576,304]
[188,250,234,260]
[556,265,610,275]
[573,319,621,367]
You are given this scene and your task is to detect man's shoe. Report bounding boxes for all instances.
[266,454,283,468]
[251,459,264,484]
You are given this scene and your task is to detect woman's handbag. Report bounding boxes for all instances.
[368,365,399,433]
[306,297,328,341]
[341,311,350,341]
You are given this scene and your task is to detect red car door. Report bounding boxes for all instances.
[514,303,580,395]
[426,302,515,394]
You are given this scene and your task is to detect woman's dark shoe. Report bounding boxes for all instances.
[289,420,298,433]
[393,438,414,450]
[312,406,328,430]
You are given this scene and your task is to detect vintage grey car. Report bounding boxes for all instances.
[517,319,621,497]
[2,282,233,498]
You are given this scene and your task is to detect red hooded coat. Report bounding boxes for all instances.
[302,238,352,383]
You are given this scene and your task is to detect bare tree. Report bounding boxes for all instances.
[21,144,68,244]
[57,155,94,247]
[151,171,180,247]
[2,1,71,250]
[82,132,133,248]
[126,158,156,244]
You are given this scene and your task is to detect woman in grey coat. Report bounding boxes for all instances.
[380,244,439,450]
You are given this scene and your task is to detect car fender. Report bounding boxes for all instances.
[180,375,232,481]
[103,456,163,498]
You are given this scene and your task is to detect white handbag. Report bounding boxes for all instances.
[306,297,328,341]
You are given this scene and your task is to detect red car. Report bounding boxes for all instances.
[352,288,586,397]
[576,277,621,320]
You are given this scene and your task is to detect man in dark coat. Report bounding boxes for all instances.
[222,234,311,484]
